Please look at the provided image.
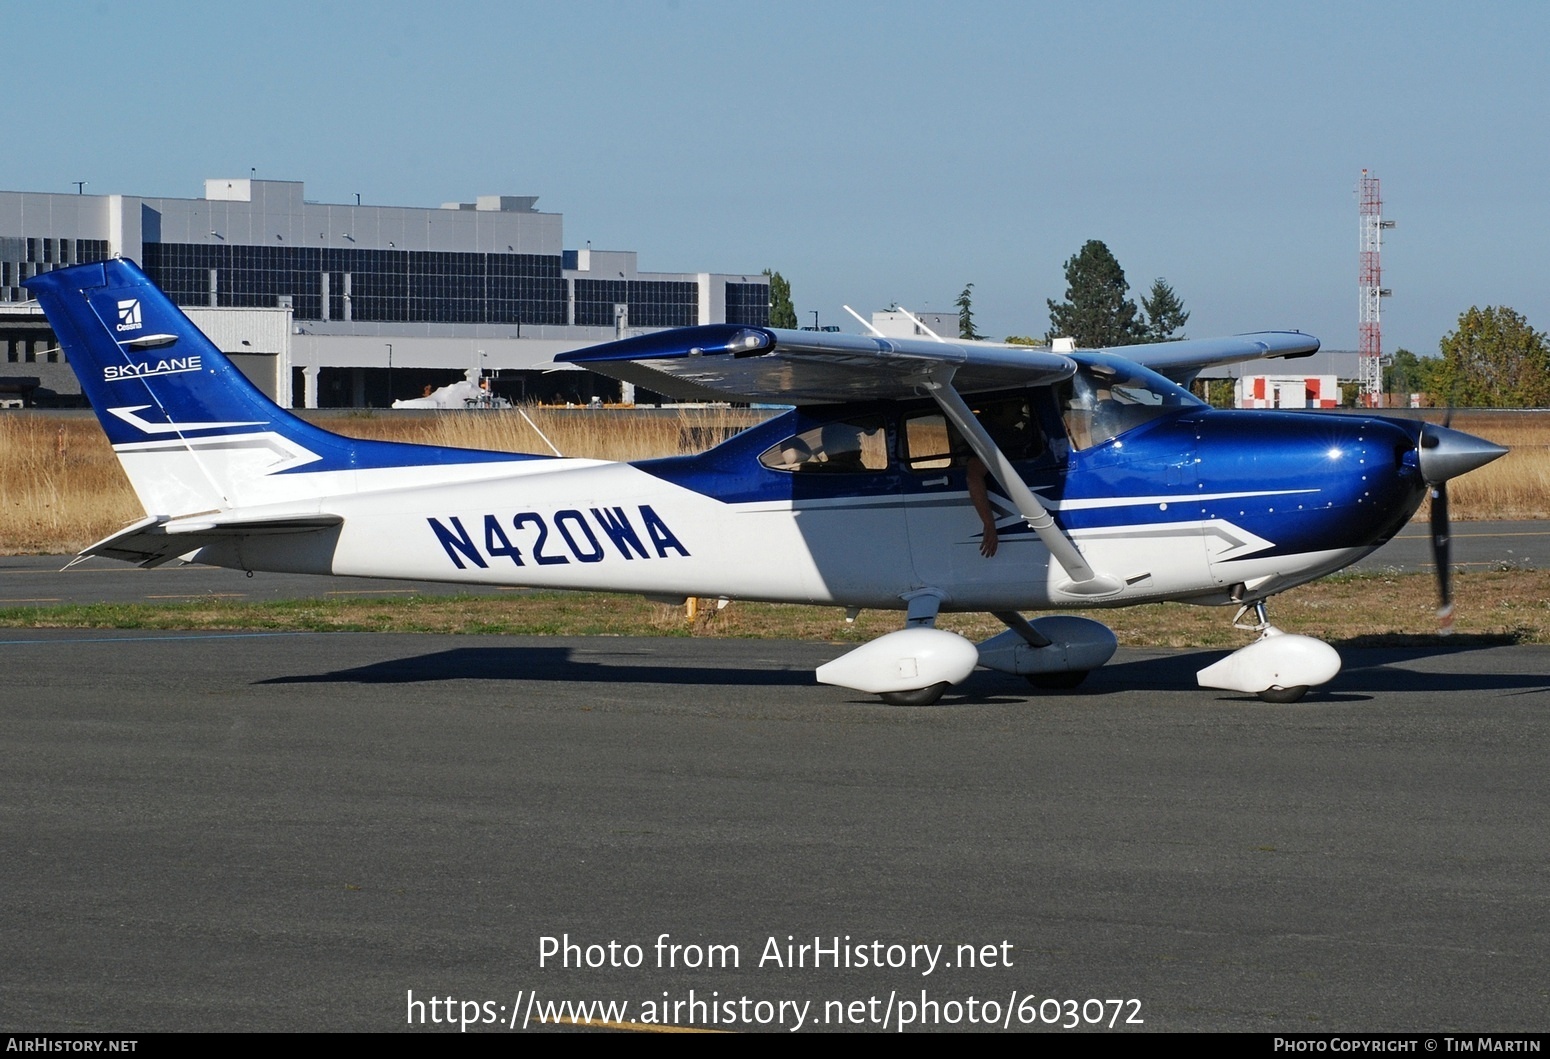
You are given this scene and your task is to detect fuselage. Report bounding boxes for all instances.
[198,388,1429,614]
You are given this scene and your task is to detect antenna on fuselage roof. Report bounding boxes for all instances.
[893,306,947,342]
[842,305,886,337]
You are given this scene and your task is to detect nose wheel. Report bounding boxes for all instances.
[878,682,951,707]
[1237,603,1305,702]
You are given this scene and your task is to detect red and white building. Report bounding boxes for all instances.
[1236,374,1341,409]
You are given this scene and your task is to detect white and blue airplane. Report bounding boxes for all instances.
[26,259,1505,704]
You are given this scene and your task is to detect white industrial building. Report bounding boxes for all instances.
[0,178,770,407]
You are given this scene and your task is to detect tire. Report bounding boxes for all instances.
[879,682,950,707]
[1258,685,1309,703]
[1026,670,1090,690]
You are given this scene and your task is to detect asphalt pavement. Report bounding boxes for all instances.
[2,631,1547,1032]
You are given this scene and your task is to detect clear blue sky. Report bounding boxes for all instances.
[10,1,1548,354]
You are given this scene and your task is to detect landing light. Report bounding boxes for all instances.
[728,328,772,358]
[1326,447,1344,460]
[730,329,767,351]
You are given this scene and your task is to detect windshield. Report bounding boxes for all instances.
[1061,356,1203,450]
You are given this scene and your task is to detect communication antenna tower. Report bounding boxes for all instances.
[1358,170,1395,406]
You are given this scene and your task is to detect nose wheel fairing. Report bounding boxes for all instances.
[1196,625,1342,703]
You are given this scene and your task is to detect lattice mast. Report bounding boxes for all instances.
[1358,170,1394,406]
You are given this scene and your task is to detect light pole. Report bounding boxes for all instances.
[385,343,393,404]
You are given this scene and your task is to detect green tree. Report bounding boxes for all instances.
[1383,347,1437,396]
[1432,306,1550,407]
[1004,335,1039,346]
[1189,378,1236,409]
[1046,240,1144,347]
[1139,277,1189,342]
[763,269,797,329]
[957,283,984,340]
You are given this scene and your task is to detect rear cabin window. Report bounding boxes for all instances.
[758,417,889,473]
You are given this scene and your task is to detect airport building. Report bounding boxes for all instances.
[0,178,770,407]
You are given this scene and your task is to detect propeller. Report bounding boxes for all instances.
[1429,478,1453,633]
[1431,405,1455,633]
[1418,411,1508,635]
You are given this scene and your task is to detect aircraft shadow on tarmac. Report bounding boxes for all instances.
[258,645,819,688]
[257,644,1224,694]
[256,640,1549,701]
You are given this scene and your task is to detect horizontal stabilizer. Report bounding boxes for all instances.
[71,512,344,568]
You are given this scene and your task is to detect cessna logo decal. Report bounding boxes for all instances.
[104,355,203,381]
[428,506,690,570]
[115,299,143,332]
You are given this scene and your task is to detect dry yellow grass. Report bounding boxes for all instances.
[1435,412,1550,520]
[408,406,766,462]
[0,415,141,554]
[0,407,1542,555]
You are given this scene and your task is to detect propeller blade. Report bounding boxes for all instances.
[1430,482,1454,634]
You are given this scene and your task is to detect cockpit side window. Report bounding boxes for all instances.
[903,396,1045,471]
[758,416,889,473]
[973,395,1044,461]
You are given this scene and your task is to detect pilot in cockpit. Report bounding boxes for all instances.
[958,399,1041,559]
[759,418,882,474]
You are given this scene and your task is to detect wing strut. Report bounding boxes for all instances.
[923,372,1124,598]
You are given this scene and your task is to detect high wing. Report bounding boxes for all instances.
[557,325,1075,404]
[558,324,1320,402]
[1102,331,1320,384]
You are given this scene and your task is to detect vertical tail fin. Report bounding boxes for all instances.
[27,259,299,443]
[25,259,535,517]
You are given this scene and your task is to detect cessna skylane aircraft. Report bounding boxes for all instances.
[26,259,1506,704]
